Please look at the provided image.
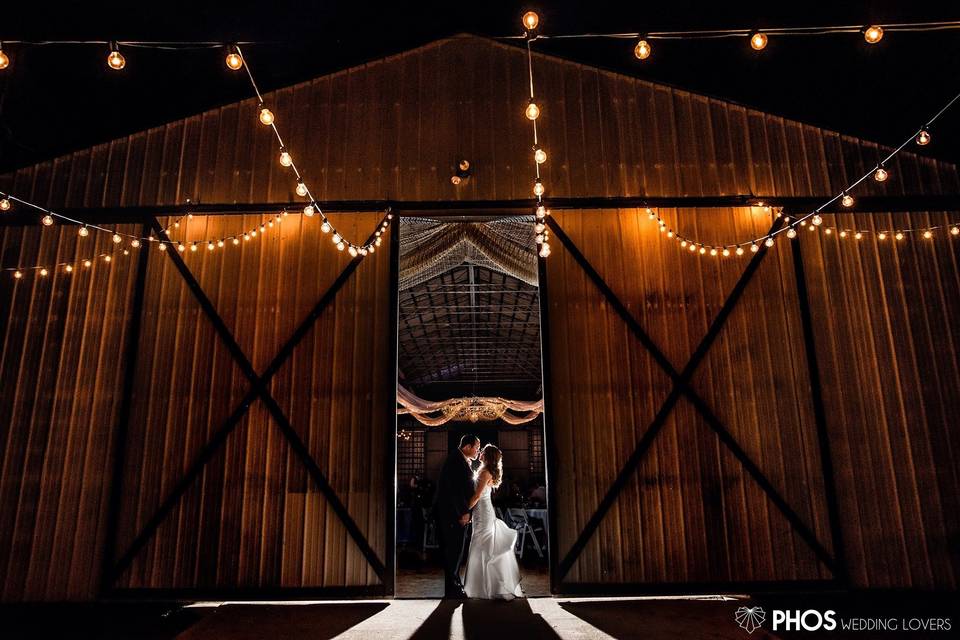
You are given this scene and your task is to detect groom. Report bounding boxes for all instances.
[434,434,480,598]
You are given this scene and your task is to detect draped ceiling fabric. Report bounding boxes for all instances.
[398,217,538,291]
[397,384,543,426]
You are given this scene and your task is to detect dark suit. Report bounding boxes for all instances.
[434,450,474,595]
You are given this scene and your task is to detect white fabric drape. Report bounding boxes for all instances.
[397,383,542,426]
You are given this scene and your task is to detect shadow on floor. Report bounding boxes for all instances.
[0,603,207,640]
[559,598,777,640]
[409,599,561,640]
[176,602,389,639]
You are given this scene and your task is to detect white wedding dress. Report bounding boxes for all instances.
[464,483,524,599]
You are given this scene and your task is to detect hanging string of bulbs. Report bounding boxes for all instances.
[496,20,960,61]
[228,45,382,257]
[521,11,551,259]
[0,189,391,278]
[638,86,960,257]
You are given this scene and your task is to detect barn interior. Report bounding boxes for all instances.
[395,216,549,597]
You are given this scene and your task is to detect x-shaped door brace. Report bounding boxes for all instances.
[546,215,841,584]
[105,214,392,587]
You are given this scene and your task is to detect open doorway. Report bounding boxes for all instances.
[394,215,549,598]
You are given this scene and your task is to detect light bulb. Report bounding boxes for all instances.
[750,31,768,51]
[337,241,345,251]
[279,149,293,166]
[207,242,215,251]
[824,228,832,235]
[321,221,331,233]
[42,215,54,226]
[178,243,186,252]
[525,99,540,121]
[864,25,884,44]
[78,226,89,237]
[131,239,141,248]
[874,167,888,182]
[808,224,816,232]
[259,106,274,126]
[233,237,240,245]
[225,46,243,70]
[752,243,760,253]
[951,226,959,236]
[536,205,546,219]
[841,194,854,208]
[65,264,73,273]
[0,45,9,70]
[14,270,22,278]
[840,231,847,238]
[765,237,775,247]
[190,243,198,252]
[895,232,904,240]
[736,247,745,256]
[303,205,315,216]
[916,129,931,146]
[158,243,167,251]
[710,248,718,256]
[112,233,122,244]
[923,230,933,239]
[722,248,730,256]
[855,232,863,240]
[535,222,545,233]
[348,246,358,257]
[539,242,551,258]
[103,255,111,262]
[82,259,92,267]
[533,179,544,197]
[0,198,10,210]
[217,240,224,247]
[40,268,48,277]
[534,146,546,164]
[812,214,823,225]
[536,233,545,244]
[375,237,382,246]
[522,11,539,31]
[243,233,250,241]
[250,229,256,237]
[332,233,341,244]
[296,181,308,197]
[688,243,696,252]
[123,249,129,255]
[878,232,887,240]
[787,227,797,238]
[634,39,651,60]
[699,247,706,254]
[107,43,125,70]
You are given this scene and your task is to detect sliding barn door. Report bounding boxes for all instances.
[107,212,396,596]
[541,207,836,591]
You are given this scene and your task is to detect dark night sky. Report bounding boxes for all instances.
[2,1,960,173]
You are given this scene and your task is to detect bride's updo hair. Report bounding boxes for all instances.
[477,444,503,488]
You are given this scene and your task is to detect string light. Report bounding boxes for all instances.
[296,181,308,197]
[258,105,274,125]
[225,45,243,70]
[78,226,89,237]
[107,42,125,70]
[522,11,539,31]
[279,148,293,166]
[916,129,931,145]
[634,38,651,60]
[864,25,884,44]
[874,166,889,182]
[42,215,54,226]
[0,198,10,210]
[0,43,9,70]
[534,145,546,164]
[525,98,540,120]
[750,31,768,50]
[841,193,855,208]
[533,179,545,197]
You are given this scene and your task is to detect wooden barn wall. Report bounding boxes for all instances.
[1,35,959,599]
[0,225,141,601]
[1,36,956,205]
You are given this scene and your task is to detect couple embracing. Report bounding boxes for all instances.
[434,434,524,600]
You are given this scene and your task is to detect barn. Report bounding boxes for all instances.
[0,32,957,633]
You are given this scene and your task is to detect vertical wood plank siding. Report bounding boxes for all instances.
[0,36,957,599]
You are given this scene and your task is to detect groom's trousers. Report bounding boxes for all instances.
[439,520,470,593]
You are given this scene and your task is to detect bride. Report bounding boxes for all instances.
[463,444,524,600]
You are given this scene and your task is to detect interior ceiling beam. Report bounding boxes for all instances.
[4,194,960,225]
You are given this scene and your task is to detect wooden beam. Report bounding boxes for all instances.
[2,194,959,225]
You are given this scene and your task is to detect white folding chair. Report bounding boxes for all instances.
[508,508,544,559]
